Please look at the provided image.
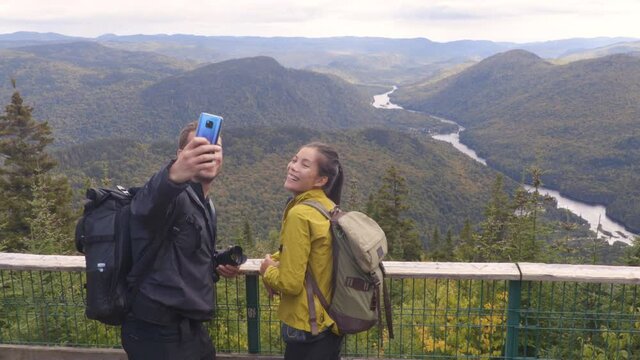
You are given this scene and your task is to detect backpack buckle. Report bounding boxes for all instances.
[370,271,382,286]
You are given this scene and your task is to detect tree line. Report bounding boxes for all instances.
[3,89,640,358]
[1,88,639,264]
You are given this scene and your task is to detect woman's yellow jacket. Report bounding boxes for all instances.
[263,189,336,333]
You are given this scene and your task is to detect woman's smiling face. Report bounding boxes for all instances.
[284,146,328,195]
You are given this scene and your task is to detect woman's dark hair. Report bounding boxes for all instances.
[304,142,344,205]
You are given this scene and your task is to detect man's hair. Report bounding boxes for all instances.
[178,121,197,150]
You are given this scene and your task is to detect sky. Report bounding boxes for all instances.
[1,0,640,43]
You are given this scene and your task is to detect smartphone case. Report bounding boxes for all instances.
[195,113,223,145]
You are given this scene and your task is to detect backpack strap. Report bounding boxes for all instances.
[301,200,333,336]
[303,200,349,229]
[376,278,383,346]
[382,277,394,339]
[301,200,332,219]
[379,263,394,339]
[305,271,320,336]
[371,266,394,341]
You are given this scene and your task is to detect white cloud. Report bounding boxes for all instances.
[1,0,640,42]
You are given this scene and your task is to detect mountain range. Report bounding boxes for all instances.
[557,41,640,63]
[1,39,480,240]
[2,32,637,245]
[0,41,447,146]
[1,32,638,85]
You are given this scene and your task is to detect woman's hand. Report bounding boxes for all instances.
[260,254,280,298]
[260,254,279,275]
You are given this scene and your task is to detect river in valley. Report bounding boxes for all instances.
[372,87,638,245]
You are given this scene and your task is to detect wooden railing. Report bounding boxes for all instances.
[3,252,640,283]
[2,252,640,359]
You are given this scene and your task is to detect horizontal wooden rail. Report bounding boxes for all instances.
[0,345,283,360]
[1,252,640,284]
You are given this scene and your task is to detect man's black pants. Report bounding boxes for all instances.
[121,315,215,360]
[284,331,344,360]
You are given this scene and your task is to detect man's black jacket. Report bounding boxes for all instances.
[128,162,218,322]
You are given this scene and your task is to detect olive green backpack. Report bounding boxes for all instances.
[302,201,394,339]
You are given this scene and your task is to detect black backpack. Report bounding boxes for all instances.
[75,186,173,325]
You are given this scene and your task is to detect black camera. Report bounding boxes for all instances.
[214,245,247,267]
[205,120,214,128]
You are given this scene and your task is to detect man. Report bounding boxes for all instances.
[121,122,239,360]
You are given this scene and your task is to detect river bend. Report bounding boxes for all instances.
[372,87,638,244]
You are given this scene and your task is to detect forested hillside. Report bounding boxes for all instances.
[0,43,447,146]
[54,126,507,245]
[140,56,383,129]
[557,40,640,63]
[0,42,196,144]
[2,39,632,262]
[394,50,640,232]
[3,29,640,357]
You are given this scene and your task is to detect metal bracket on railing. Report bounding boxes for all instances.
[505,280,522,360]
[245,274,260,354]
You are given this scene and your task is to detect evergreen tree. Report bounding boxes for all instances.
[510,186,541,261]
[476,174,514,261]
[0,86,74,251]
[589,221,606,264]
[345,178,362,211]
[472,169,550,262]
[621,237,640,266]
[509,187,535,261]
[23,174,74,254]
[0,209,7,252]
[454,219,476,261]
[442,228,454,261]
[525,167,544,259]
[368,166,422,260]
[432,227,441,248]
[429,227,441,260]
[100,162,112,187]
[508,167,552,262]
[246,228,280,258]
[401,228,423,261]
[365,193,378,219]
[242,219,254,247]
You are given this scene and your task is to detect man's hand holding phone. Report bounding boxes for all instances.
[169,137,222,184]
[170,113,224,184]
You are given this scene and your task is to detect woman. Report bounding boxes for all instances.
[260,142,344,360]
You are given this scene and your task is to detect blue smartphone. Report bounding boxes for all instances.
[195,113,223,145]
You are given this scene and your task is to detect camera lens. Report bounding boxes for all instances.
[228,246,247,265]
[215,245,247,266]
[205,120,214,128]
